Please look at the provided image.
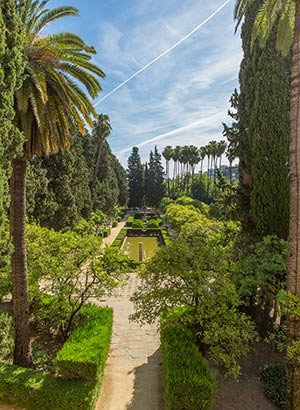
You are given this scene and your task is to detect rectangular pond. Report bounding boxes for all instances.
[122,236,159,262]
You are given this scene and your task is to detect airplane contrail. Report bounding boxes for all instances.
[94,0,232,107]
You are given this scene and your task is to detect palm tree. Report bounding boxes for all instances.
[11,0,104,367]
[91,113,112,190]
[199,146,206,174]
[235,1,300,407]
[162,145,173,197]
[217,140,227,170]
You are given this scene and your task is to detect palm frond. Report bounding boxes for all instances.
[276,0,295,55]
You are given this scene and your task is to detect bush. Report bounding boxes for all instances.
[0,306,113,410]
[0,363,96,410]
[111,229,127,248]
[112,220,118,227]
[259,364,286,409]
[160,318,216,410]
[55,305,113,382]
[125,216,134,227]
[102,228,111,238]
[131,219,144,229]
[147,219,159,229]
[0,312,13,361]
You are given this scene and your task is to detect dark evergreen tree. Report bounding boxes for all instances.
[0,1,25,288]
[127,147,144,208]
[237,0,290,238]
[144,146,164,207]
[111,153,129,207]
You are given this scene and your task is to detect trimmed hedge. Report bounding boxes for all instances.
[147,219,160,228]
[0,364,95,410]
[161,320,216,410]
[111,228,127,249]
[125,216,134,227]
[131,219,144,229]
[0,305,113,410]
[55,305,113,382]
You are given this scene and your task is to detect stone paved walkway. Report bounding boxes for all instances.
[95,272,165,410]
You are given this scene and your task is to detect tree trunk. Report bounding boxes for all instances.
[10,157,33,368]
[287,2,300,408]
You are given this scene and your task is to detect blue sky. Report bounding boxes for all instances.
[47,0,242,167]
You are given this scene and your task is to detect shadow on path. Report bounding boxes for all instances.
[125,349,165,410]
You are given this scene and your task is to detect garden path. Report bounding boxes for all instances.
[95,219,165,410]
[94,272,165,410]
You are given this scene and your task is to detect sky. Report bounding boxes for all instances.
[47,0,243,168]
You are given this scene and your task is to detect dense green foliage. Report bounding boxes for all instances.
[27,134,128,231]
[27,224,129,339]
[0,0,25,295]
[131,206,256,378]
[127,147,144,208]
[237,0,290,238]
[0,306,112,410]
[55,305,113,382]
[259,364,287,409]
[144,146,165,207]
[161,311,216,410]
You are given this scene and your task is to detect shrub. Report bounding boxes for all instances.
[259,364,286,409]
[147,219,159,229]
[111,229,127,248]
[160,318,216,410]
[131,219,144,229]
[102,228,111,238]
[0,306,113,410]
[125,216,134,227]
[0,312,13,361]
[55,305,113,382]
[112,220,118,227]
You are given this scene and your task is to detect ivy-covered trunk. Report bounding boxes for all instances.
[287,1,300,408]
[10,157,32,368]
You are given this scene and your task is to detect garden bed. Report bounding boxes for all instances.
[0,305,113,410]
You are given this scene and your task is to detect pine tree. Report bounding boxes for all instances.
[237,0,290,238]
[127,147,144,208]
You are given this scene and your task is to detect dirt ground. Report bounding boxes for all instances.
[213,341,282,410]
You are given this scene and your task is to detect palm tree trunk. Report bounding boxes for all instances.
[287,2,300,408]
[10,157,33,368]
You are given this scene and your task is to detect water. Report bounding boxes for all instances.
[123,236,159,262]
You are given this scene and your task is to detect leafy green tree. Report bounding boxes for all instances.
[131,217,256,378]
[27,224,130,340]
[191,173,211,203]
[234,235,287,319]
[127,147,144,208]
[10,0,104,367]
[235,1,300,406]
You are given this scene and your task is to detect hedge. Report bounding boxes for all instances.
[161,319,216,410]
[259,364,286,409]
[131,219,144,229]
[55,305,113,382]
[111,228,127,249]
[0,305,113,410]
[125,216,134,227]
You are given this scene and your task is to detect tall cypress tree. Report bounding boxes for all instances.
[0,1,25,279]
[144,146,164,207]
[127,147,144,208]
[237,0,290,238]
